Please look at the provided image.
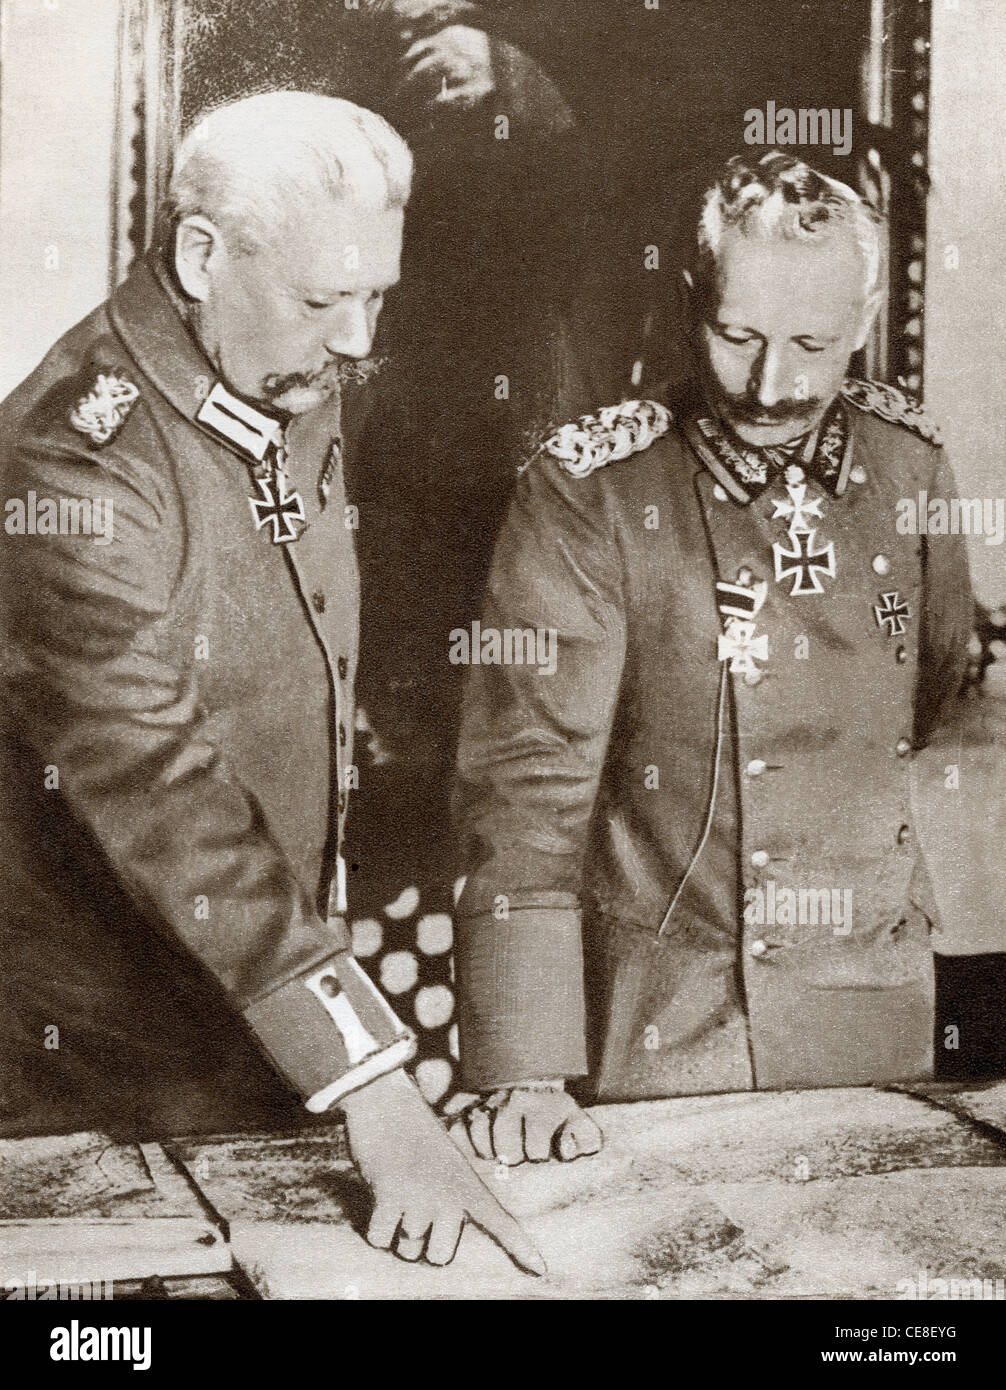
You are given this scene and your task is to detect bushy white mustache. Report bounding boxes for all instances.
[265,355,386,397]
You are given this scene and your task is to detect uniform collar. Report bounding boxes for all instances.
[682,394,854,505]
[108,253,285,466]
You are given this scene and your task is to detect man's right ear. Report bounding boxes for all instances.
[173,215,225,302]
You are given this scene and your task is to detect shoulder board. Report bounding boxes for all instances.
[68,370,139,447]
[541,399,672,478]
[841,377,942,446]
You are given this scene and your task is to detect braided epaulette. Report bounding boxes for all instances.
[841,377,942,446]
[541,399,673,478]
[68,369,140,447]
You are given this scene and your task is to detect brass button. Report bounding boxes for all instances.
[850,464,867,484]
[318,974,341,998]
[896,737,912,757]
[311,590,326,614]
[750,939,769,959]
[872,554,891,576]
[746,759,767,777]
[750,849,769,868]
[897,823,911,845]
[744,668,764,687]
[737,566,754,585]
[337,656,348,680]
[713,484,728,502]
[895,645,908,664]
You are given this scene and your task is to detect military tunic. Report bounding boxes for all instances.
[453,384,973,1101]
[0,256,413,1137]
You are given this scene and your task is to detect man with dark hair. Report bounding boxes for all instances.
[452,153,975,1165]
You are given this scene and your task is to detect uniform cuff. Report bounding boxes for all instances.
[455,904,587,1090]
[243,952,416,1112]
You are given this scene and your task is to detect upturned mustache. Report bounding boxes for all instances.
[725,392,823,423]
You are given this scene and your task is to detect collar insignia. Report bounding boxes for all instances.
[196,381,283,461]
[687,400,850,503]
[695,415,780,487]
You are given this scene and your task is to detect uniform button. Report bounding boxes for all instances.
[850,464,868,484]
[895,645,908,664]
[744,668,764,687]
[337,656,348,680]
[713,484,728,502]
[895,737,912,757]
[338,722,347,747]
[896,823,911,845]
[750,938,769,958]
[311,590,326,614]
[750,849,770,868]
[737,566,754,585]
[746,758,767,777]
[872,554,891,576]
[318,974,341,999]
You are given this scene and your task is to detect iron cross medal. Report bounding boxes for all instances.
[249,470,306,544]
[875,591,911,637]
[771,465,836,596]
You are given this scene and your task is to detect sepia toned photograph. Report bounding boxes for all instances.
[1,0,1004,1341]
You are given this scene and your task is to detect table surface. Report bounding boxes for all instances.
[3,695,1002,1298]
[4,1079,1006,1299]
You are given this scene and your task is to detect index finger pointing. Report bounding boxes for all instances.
[467,1191,547,1277]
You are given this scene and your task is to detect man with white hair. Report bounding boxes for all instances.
[451,152,975,1164]
[0,91,541,1272]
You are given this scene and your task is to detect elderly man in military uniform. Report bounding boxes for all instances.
[451,153,974,1166]
[0,92,542,1272]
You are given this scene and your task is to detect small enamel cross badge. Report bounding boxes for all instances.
[771,477,823,534]
[249,472,305,544]
[718,619,769,682]
[875,591,911,637]
[716,570,769,683]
